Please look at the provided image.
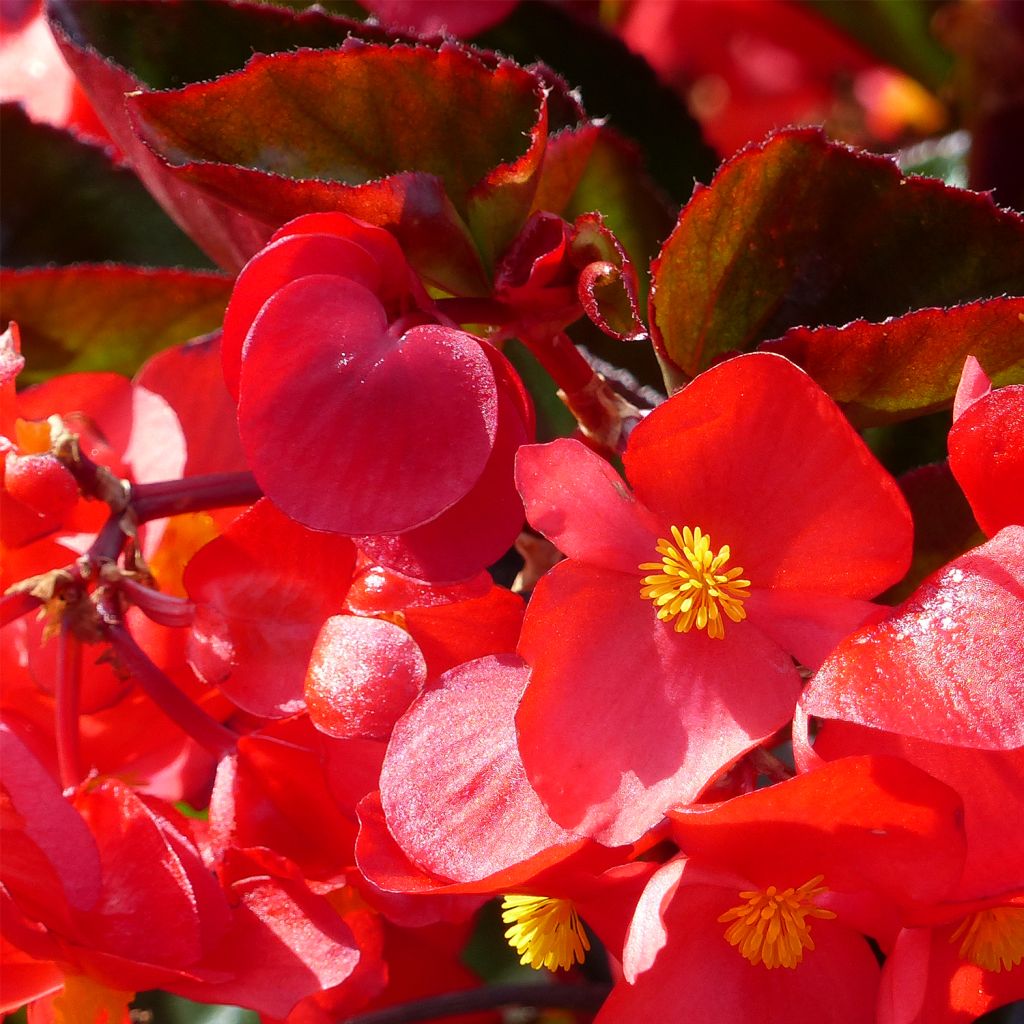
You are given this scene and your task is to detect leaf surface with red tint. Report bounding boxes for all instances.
[762,297,1024,424]
[652,129,1024,378]
[1,267,231,384]
[127,45,552,291]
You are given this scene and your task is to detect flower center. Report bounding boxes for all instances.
[501,895,590,971]
[640,525,750,639]
[950,906,1024,973]
[718,875,837,969]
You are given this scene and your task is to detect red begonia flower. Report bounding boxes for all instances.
[801,526,1024,748]
[224,213,531,572]
[948,366,1024,538]
[2,721,363,1019]
[805,722,1024,1022]
[877,908,1024,1024]
[515,353,912,844]
[596,756,966,1024]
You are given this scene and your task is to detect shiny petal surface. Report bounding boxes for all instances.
[379,655,581,883]
[802,527,1024,748]
[238,277,497,535]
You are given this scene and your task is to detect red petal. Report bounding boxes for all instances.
[606,878,879,1024]
[815,721,1024,901]
[221,231,382,399]
[355,380,527,582]
[948,384,1024,537]
[744,589,883,670]
[185,499,356,717]
[379,655,581,883]
[516,438,660,572]
[802,527,1024,748]
[305,616,427,741]
[239,277,498,535]
[668,755,966,905]
[624,353,911,597]
[517,562,800,845]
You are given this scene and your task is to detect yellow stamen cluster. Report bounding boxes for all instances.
[718,875,837,969]
[951,906,1024,973]
[640,525,750,639]
[501,895,590,972]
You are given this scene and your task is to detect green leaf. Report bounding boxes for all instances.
[651,128,1024,380]
[126,45,557,293]
[48,0,374,90]
[559,127,675,311]
[0,104,210,269]
[762,297,1024,424]
[1,266,231,383]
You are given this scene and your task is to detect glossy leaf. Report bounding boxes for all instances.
[651,129,1024,378]
[0,104,209,269]
[0,266,231,383]
[47,0,374,91]
[47,11,275,272]
[762,296,1024,424]
[127,45,554,292]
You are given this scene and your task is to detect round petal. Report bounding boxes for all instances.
[238,276,498,535]
[356,380,528,582]
[305,616,427,741]
[379,655,581,884]
[221,231,382,398]
[517,561,801,846]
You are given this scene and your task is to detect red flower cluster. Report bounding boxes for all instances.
[3,5,1024,1024]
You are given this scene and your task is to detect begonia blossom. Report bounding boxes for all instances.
[515,352,913,844]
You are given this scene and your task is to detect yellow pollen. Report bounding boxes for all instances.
[640,525,750,639]
[501,895,590,972]
[718,874,837,970]
[950,906,1024,973]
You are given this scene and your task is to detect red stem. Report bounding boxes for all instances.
[132,471,262,522]
[55,624,82,790]
[1,590,42,626]
[523,330,599,396]
[98,594,237,758]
